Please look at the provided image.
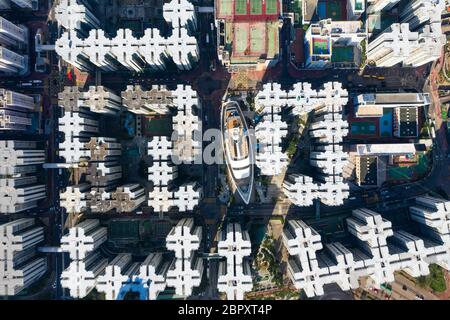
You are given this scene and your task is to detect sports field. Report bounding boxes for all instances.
[250,0,262,15]
[351,121,376,135]
[218,0,233,16]
[234,23,249,54]
[250,24,264,53]
[235,0,247,15]
[109,220,140,240]
[332,46,354,62]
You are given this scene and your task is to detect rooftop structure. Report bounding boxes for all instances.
[283,198,450,297]
[60,183,90,215]
[0,218,47,296]
[355,92,430,118]
[352,143,420,156]
[61,251,108,299]
[55,0,199,72]
[304,19,366,69]
[355,156,378,186]
[393,106,418,137]
[135,253,170,300]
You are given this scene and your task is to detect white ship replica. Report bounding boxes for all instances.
[221,101,254,204]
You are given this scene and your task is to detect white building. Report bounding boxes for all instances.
[0,0,33,9]
[367,22,444,67]
[352,143,419,156]
[254,82,350,207]
[122,85,173,115]
[135,253,170,300]
[0,177,46,214]
[0,46,27,74]
[255,110,289,176]
[60,183,90,214]
[217,223,253,300]
[60,219,107,260]
[165,218,203,297]
[166,218,202,260]
[166,255,203,297]
[61,252,108,299]
[147,95,202,214]
[55,0,198,72]
[0,16,27,47]
[55,0,100,31]
[0,89,36,131]
[111,184,146,213]
[60,219,109,299]
[0,218,47,296]
[283,197,450,297]
[0,140,45,175]
[96,253,139,300]
[400,0,445,30]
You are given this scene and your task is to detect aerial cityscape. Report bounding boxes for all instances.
[1,0,450,304]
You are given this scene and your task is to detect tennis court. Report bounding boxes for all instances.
[351,121,376,135]
[218,0,233,16]
[235,0,247,14]
[250,24,265,53]
[250,0,262,14]
[266,0,278,14]
[332,46,354,62]
[234,23,249,54]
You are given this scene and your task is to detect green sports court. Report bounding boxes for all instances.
[235,0,247,14]
[351,121,377,135]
